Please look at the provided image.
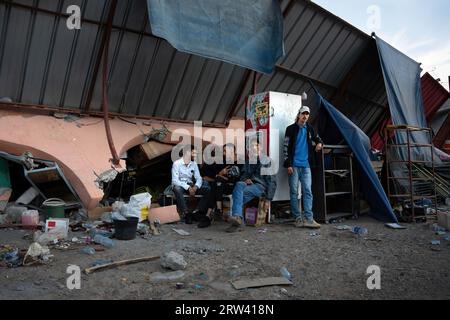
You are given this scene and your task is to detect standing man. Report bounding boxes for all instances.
[284,106,323,229]
[172,145,210,224]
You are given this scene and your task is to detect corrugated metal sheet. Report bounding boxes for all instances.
[0,0,248,125]
[0,0,391,133]
[371,72,449,150]
[421,72,450,120]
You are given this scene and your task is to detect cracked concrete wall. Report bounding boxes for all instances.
[0,110,244,210]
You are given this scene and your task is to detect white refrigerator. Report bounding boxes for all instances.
[245,91,303,201]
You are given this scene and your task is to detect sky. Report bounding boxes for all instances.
[312,0,450,90]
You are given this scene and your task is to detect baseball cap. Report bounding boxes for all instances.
[298,106,310,114]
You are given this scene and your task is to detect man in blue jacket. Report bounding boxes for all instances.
[284,106,323,229]
[227,140,277,233]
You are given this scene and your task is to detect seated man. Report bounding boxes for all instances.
[227,140,277,233]
[171,144,210,224]
[198,143,242,228]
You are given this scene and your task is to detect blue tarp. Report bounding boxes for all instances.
[314,89,398,223]
[146,0,284,74]
[375,37,431,161]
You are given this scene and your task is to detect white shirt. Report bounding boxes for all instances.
[171,158,203,191]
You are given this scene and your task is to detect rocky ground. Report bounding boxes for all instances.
[1,215,449,300]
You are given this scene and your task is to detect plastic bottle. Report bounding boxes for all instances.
[81,247,96,255]
[351,226,368,236]
[280,267,292,281]
[93,235,115,248]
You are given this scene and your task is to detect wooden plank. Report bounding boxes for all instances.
[84,255,160,274]
[231,277,293,290]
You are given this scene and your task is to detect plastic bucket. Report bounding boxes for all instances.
[42,198,66,219]
[113,217,138,240]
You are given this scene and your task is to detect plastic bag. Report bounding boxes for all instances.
[120,193,151,222]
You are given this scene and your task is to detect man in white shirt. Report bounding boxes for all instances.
[172,145,210,224]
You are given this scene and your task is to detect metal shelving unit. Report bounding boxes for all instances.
[313,145,356,223]
[384,125,438,221]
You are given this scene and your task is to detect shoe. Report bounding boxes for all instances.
[225,215,243,233]
[304,219,321,229]
[185,213,194,225]
[198,215,212,228]
[192,210,203,222]
[229,215,242,227]
[294,218,304,228]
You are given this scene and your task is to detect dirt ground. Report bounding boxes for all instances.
[1,215,449,300]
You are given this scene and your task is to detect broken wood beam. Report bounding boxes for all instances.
[84,255,160,274]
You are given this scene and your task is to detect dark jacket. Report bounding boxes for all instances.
[240,156,277,201]
[283,122,323,169]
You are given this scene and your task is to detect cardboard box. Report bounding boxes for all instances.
[437,211,450,230]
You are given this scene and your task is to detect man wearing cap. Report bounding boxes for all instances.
[284,106,323,229]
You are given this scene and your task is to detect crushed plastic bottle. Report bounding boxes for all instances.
[81,247,96,255]
[93,235,115,248]
[280,267,292,281]
[351,227,368,236]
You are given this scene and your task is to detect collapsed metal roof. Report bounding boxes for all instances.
[0,0,388,132]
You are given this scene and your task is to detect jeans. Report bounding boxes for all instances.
[288,167,314,221]
[206,179,236,210]
[172,181,211,214]
[231,181,265,219]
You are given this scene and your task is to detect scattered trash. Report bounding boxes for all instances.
[93,235,115,248]
[172,228,190,236]
[71,237,79,242]
[334,225,352,231]
[45,218,69,240]
[444,236,450,243]
[431,240,441,245]
[244,240,249,243]
[81,247,96,255]
[176,282,185,289]
[150,220,161,236]
[280,288,288,294]
[310,232,320,237]
[280,267,292,281]
[160,251,187,271]
[21,210,39,226]
[231,277,293,290]
[91,260,114,268]
[34,230,62,245]
[351,226,368,236]
[436,231,447,236]
[385,223,407,230]
[194,284,204,290]
[149,270,185,282]
[23,242,52,266]
[1,247,21,268]
[85,255,160,274]
[432,224,446,233]
[196,272,209,281]
[257,228,268,234]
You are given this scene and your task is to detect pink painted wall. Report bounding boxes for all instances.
[0,110,244,210]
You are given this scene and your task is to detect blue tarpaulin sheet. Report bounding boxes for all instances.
[315,89,398,223]
[146,0,284,74]
[375,37,431,161]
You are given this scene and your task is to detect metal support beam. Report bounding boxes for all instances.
[0,102,226,128]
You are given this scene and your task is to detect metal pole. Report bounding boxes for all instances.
[406,128,414,221]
